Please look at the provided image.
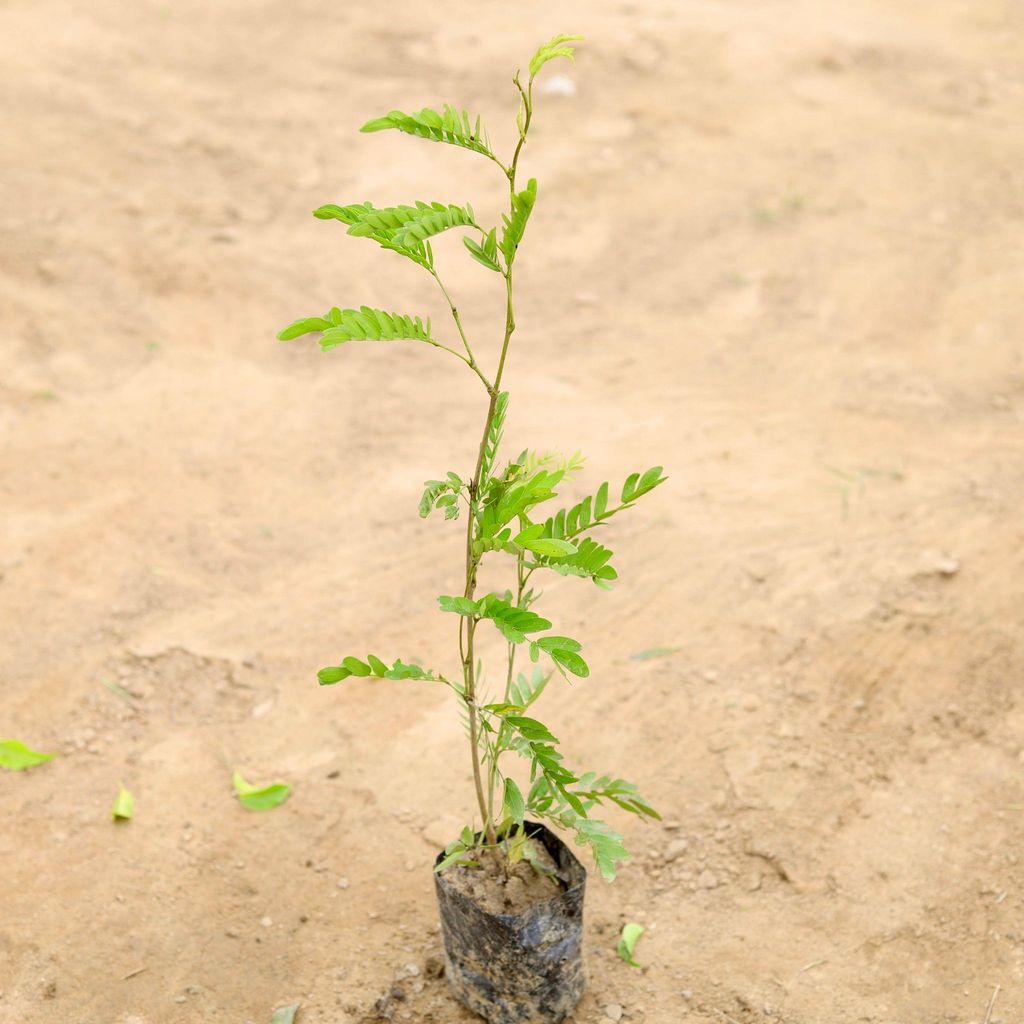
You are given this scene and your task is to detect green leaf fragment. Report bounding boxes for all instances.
[271,1006,300,1024]
[503,778,526,824]
[616,922,645,968]
[528,33,584,79]
[0,739,55,771]
[112,784,134,821]
[630,645,682,661]
[233,771,292,812]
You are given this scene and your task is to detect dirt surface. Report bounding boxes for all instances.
[442,843,564,917]
[2,1,1024,1022]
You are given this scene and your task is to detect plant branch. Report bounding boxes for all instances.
[428,268,492,391]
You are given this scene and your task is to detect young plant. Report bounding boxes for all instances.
[279,36,665,882]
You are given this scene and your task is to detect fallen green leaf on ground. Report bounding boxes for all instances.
[617,922,645,967]
[233,771,291,811]
[112,784,134,820]
[629,645,681,661]
[271,1004,299,1024]
[0,739,55,771]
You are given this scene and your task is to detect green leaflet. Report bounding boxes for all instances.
[361,105,496,160]
[499,178,537,265]
[622,465,668,503]
[112,784,134,821]
[477,465,564,545]
[437,595,479,616]
[464,228,501,273]
[478,594,552,644]
[530,635,589,678]
[574,818,628,880]
[616,922,645,968]
[440,592,554,644]
[271,1005,300,1024]
[233,771,291,812]
[513,523,576,558]
[508,666,551,709]
[503,778,526,824]
[318,656,442,685]
[535,537,617,587]
[277,306,434,349]
[528,34,584,80]
[0,739,55,771]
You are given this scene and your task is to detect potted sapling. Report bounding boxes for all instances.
[277,35,666,1024]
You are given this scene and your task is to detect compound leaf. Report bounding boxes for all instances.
[278,306,435,350]
[361,105,496,160]
[318,656,443,685]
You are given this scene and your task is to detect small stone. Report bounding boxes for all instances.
[741,695,760,712]
[260,916,272,928]
[664,839,689,863]
[368,911,379,920]
[337,877,350,889]
[681,990,693,1000]
[403,964,420,977]
[702,670,718,683]
[698,869,720,889]
[662,820,683,831]
[173,995,187,1004]
[604,1004,624,1022]
[251,698,274,719]
[424,954,445,978]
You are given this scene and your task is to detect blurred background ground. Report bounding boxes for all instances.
[2,1,1023,1022]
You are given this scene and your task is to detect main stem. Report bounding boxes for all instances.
[461,76,533,850]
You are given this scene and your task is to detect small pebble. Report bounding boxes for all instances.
[337,877,350,889]
[604,1004,624,1022]
[260,916,272,928]
[404,964,420,977]
[664,839,689,863]
[698,869,720,889]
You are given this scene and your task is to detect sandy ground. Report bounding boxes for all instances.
[2,1,1024,1022]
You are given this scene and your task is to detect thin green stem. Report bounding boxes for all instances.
[461,71,535,853]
